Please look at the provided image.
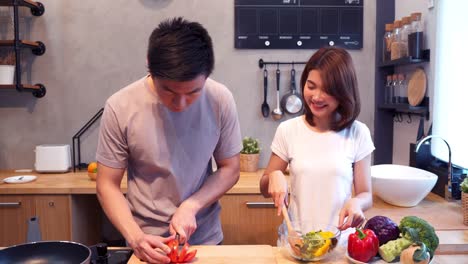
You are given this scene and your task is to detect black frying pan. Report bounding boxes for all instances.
[0,241,91,264]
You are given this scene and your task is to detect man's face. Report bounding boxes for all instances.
[152,74,207,112]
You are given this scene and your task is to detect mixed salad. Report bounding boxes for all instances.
[291,230,338,260]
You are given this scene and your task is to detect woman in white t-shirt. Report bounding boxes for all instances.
[260,47,375,234]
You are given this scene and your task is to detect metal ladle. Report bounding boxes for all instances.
[261,68,270,117]
[272,67,283,120]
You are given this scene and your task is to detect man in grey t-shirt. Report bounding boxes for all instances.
[96,17,242,264]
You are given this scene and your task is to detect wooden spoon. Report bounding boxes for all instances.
[281,206,303,256]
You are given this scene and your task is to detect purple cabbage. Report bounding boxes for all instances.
[363,216,400,246]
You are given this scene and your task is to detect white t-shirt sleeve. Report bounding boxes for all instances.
[271,122,289,162]
[354,122,375,162]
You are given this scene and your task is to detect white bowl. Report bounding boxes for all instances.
[371,164,438,207]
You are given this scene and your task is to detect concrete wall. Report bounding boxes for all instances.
[0,0,376,169]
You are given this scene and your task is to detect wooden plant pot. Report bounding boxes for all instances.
[240,153,260,172]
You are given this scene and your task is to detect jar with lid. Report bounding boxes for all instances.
[382,23,393,62]
[409,12,424,59]
[391,74,398,104]
[390,20,402,60]
[385,75,393,104]
[400,16,411,58]
[398,74,407,104]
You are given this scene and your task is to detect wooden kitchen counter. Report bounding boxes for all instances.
[0,169,263,194]
[2,169,468,261]
[0,169,466,230]
[126,245,468,264]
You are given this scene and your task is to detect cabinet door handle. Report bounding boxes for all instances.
[245,202,275,208]
[0,202,22,207]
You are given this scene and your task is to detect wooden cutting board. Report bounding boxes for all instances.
[408,68,427,106]
[128,245,276,264]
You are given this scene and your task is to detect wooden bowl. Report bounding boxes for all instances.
[88,172,97,181]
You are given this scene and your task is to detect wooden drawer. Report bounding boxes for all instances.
[35,195,71,241]
[0,195,35,246]
[220,194,282,245]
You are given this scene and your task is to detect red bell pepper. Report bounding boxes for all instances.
[166,239,197,263]
[347,228,379,262]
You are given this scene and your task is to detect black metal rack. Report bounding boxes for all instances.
[0,0,46,97]
[258,59,306,69]
[378,50,430,68]
[72,108,104,172]
[378,97,430,122]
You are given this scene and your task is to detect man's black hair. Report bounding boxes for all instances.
[147,17,214,81]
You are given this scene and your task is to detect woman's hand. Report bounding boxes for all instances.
[268,170,289,216]
[169,201,198,243]
[128,232,174,264]
[338,198,366,230]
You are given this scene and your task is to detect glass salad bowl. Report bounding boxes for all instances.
[278,221,341,261]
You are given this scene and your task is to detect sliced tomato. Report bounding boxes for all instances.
[166,239,179,262]
[183,249,197,262]
[166,239,197,263]
[177,243,188,262]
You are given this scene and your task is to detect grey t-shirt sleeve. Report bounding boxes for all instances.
[96,102,129,169]
[213,90,242,161]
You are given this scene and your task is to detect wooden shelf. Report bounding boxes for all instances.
[0,84,46,97]
[0,84,39,90]
[0,40,45,55]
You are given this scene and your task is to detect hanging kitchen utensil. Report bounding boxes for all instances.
[408,68,427,106]
[272,66,283,120]
[261,68,270,118]
[281,67,303,115]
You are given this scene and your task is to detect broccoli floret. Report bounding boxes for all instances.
[378,216,439,263]
[399,216,439,258]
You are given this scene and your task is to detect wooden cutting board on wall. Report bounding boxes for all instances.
[408,68,427,106]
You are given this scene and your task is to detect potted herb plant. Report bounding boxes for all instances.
[0,48,15,85]
[460,177,468,225]
[240,137,260,172]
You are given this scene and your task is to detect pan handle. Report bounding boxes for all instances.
[276,68,280,91]
[290,68,296,92]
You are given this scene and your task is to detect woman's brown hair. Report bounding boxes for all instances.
[300,47,360,131]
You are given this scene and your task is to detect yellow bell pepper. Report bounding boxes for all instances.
[312,231,335,257]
